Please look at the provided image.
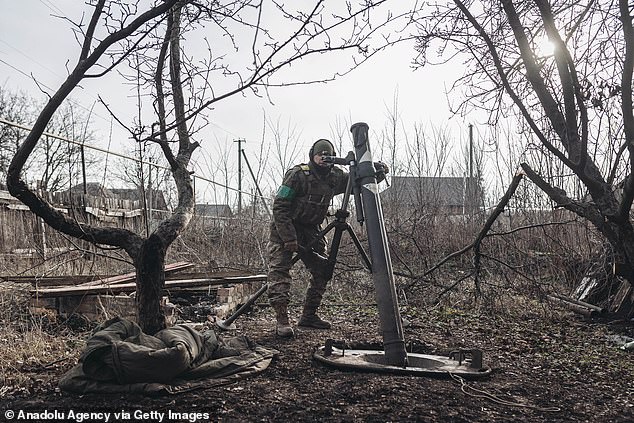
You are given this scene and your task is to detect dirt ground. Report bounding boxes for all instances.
[2,295,634,423]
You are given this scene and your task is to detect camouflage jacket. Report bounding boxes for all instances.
[271,162,348,243]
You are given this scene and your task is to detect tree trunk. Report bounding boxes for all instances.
[136,234,167,334]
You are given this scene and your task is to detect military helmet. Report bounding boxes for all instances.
[309,139,335,159]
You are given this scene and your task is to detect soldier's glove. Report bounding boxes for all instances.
[374,162,389,185]
[376,161,389,175]
[283,240,299,252]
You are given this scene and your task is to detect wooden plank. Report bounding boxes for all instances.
[2,275,103,285]
[31,274,267,298]
[611,278,633,317]
[76,261,195,287]
[165,270,251,281]
[3,264,194,287]
[74,270,136,287]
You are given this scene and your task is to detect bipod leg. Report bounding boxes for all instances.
[345,225,372,272]
[324,223,346,281]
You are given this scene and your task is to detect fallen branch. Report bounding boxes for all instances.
[545,295,601,317]
[550,293,606,314]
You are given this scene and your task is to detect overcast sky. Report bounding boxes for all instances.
[0,1,477,204]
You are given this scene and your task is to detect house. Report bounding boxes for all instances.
[67,182,115,198]
[380,176,483,215]
[109,187,168,211]
[195,203,233,218]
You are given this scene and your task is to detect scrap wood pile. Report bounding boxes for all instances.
[545,261,633,319]
[24,261,266,297]
[1,261,267,323]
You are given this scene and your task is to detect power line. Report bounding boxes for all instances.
[0,6,263,197]
[0,58,48,88]
[0,33,148,147]
[38,0,64,16]
[0,38,67,86]
[0,57,117,132]
[0,4,252,147]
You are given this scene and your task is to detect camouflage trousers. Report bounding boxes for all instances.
[267,226,329,307]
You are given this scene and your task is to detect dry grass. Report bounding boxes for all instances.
[0,283,85,396]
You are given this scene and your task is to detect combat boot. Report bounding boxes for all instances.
[298,298,331,329]
[298,313,331,329]
[272,303,294,338]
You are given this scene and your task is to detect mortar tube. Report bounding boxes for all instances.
[350,122,408,367]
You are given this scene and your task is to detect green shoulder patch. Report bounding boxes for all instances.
[276,184,295,199]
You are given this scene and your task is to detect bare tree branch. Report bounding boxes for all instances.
[406,169,525,290]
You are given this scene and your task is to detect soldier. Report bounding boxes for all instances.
[267,139,388,337]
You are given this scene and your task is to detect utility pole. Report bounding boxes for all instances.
[468,124,474,214]
[241,149,271,217]
[192,175,196,214]
[81,143,87,197]
[234,138,245,214]
[148,160,153,230]
[469,123,473,181]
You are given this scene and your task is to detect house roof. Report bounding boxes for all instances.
[195,203,233,217]
[110,188,168,210]
[380,176,481,208]
[68,182,115,197]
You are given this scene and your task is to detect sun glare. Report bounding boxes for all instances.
[536,38,556,56]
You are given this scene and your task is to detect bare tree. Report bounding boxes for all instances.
[0,88,34,187]
[413,0,634,313]
[0,87,96,192]
[328,115,352,157]
[267,115,303,183]
[7,0,416,333]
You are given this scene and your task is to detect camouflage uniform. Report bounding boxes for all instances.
[268,160,348,307]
